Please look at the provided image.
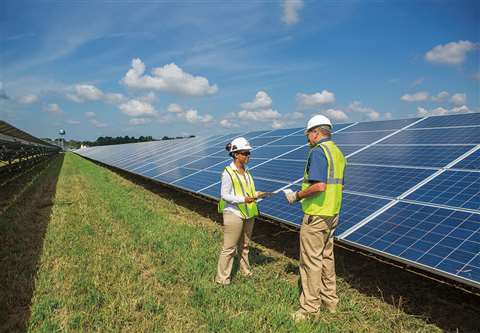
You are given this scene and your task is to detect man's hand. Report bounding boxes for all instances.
[245,196,256,204]
[285,191,299,204]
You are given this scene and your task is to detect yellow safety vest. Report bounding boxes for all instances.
[218,166,259,219]
[301,140,346,216]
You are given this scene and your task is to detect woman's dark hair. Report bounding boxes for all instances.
[226,143,234,157]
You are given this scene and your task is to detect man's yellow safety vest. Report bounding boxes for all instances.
[301,140,346,216]
[218,166,259,219]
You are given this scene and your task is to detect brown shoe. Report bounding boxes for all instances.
[291,309,309,322]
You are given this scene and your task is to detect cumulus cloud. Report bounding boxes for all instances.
[237,109,281,121]
[179,109,214,124]
[282,0,304,25]
[85,111,96,118]
[401,91,430,102]
[425,40,476,65]
[129,118,150,126]
[167,103,184,113]
[18,94,38,104]
[67,84,126,104]
[431,91,449,102]
[66,119,80,125]
[44,103,62,115]
[297,90,335,108]
[119,99,156,117]
[240,91,272,110]
[220,119,238,129]
[322,109,349,122]
[348,101,380,121]
[417,105,471,117]
[121,58,218,97]
[450,93,466,106]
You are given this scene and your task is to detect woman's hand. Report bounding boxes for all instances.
[244,196,256,203]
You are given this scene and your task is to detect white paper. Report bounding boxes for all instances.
[282,189,293,195]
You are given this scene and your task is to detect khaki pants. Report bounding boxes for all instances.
[215,212,254,284]
[299,214,339,313]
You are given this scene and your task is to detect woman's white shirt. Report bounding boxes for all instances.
[220,162,253,218]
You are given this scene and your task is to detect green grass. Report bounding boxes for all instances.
[4,153,442,332]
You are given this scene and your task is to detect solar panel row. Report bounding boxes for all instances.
[76,113,480,288]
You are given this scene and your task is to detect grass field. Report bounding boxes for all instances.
[1,152,476,332]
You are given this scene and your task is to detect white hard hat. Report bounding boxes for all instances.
[305,115,332,134]
[229,137,252,152]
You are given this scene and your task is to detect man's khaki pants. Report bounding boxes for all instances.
[215,212,254,284]
[299,214,339,313]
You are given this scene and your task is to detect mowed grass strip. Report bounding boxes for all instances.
[26,153,441,332]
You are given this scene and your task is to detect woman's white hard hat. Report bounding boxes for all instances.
[229,137,252,152]
[305,115,332,134]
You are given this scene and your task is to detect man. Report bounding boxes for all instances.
[284,114,346,321]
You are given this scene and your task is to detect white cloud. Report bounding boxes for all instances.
[121,58,218,97]
[282,0,304,25]
[237,109,281,121]
[67,84,126,104]
[179,109,214,124]
[44,103,62,115]
[66,119,80,125]
[416,105,471,117]
[322,109,349,122]
[348,101,380,121]
[241,91,273,110]
[401,91,430,102]
[431,91,449,102]
[450,93,466,106]
[220,119,238,129]
[272,119,285,129]
[285,111,304,120]
[167,103,184,113]
[425,40,476,65]
[119,99,156,117]
[297,90,335,108]
[384,112,393,120]
[85,111,96,118]
[89,119,108,128]
[18,94,38,104]
[129,118,150,126]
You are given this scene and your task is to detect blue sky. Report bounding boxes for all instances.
[0,0,478,140]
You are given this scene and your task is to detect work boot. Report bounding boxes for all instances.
[291,309,309,322]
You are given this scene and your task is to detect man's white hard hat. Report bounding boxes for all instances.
[305,114,332,134]
[229,137,252,152]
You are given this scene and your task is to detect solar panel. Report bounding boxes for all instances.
[410,113,480,129]
[383,127,480,145]
[349,145,474,168]
[405,170,480,210]
[75,113,480,288]
[343,202,480,286]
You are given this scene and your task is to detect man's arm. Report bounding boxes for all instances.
[296,182,326,200]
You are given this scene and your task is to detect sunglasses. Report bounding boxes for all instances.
[237,151,251,156]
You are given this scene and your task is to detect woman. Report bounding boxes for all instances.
[215,137,267,285]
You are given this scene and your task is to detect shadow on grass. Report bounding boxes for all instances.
[0,154,64,333]
[88,160,480,333]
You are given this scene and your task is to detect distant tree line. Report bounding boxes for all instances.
[42,135,195,149]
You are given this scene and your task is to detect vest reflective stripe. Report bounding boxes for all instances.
[218,166,259,219]
[301,141,346,216]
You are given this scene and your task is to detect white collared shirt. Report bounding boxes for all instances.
[220,162,253,218]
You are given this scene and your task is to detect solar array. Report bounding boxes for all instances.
[76,113,480,288]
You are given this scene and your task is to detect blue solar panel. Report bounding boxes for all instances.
[153,167,198,183]
[332,130,394,144]
[242,130,271,139]
[205,158,268,172]
[251,159,304,183]
[265,127,303,136]
[269,135,307,146]
[349,145,474,168]
[383,127,480,145]
[251,145,300,159]
[451,149,480,170]
[406,170,480,210]
[173,171,220,192]
[344,165,436,198]
[338,145,366,157]
[258,184,303,226]
[344,118,419,132]
[280,146,309,160]
[411,113,480,129]
[183,157,228,171]
[249,136,281,147]
[344,202,480,286]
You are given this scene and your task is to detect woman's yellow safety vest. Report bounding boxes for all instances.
[218,166,259,219]
[301,140,346,216]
